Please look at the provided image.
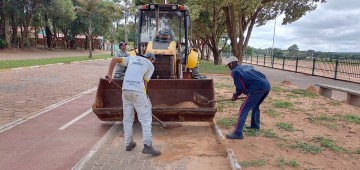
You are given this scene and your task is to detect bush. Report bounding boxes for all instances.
[0,38,7,49]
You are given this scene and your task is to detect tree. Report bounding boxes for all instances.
[76,0,101,58]
[221,0,326,63]
[188,0,227,65]
[287,44,299,57]
[49,0,76,49]
[0,0,12,48]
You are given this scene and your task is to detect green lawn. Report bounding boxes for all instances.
[0,55,112,70]
[199,60,229,74]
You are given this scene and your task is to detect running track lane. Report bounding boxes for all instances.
[0,91,115,170]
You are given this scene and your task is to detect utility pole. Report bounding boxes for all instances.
[271,17,276,68]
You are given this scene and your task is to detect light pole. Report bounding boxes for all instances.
[271,17,276,68]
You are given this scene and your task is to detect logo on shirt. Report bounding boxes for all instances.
[125,80,141,86]
[132,61,144,66]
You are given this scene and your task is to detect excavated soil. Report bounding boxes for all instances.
[154,101,200,108]
[152,122,229,169]
[307,85,319,94]
[209,75,360,169]
[281,79,292,85]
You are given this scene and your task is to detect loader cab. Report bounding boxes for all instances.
[136,4,190,53]
[134,4,194,79]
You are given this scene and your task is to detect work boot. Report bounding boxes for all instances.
[142,144,161,156]
[245,126,260,131]
[226,133,244,140]
[126,142,136,151]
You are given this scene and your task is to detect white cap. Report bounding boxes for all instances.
[224,56,239,66]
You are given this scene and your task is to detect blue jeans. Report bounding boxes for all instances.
[233,90,269,136]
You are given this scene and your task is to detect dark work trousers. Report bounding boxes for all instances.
[233,90,270,136]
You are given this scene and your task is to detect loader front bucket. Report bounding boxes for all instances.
[92,78,216,122]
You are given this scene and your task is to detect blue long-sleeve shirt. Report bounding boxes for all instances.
[231,65,271,96]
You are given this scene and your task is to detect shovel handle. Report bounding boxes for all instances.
[208,96,246,103]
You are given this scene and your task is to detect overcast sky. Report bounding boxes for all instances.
[248,0,360,52]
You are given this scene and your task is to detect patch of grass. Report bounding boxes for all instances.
[286,93,300,98]
[356,147,360,154]
[0,55,111,70]
[342,114,360,124]
[199,60,229,74]
[290,89,317,98]
[240,159,266,168]
[291,142,322,154]
[244,128,261,136]
[217,117,237,129]
[308,115,339,129]
[313,136,348,153]
[266,108,279,118]
[271,86,284,94]
[275,156,299,167]
[273,100,293,108]
[309,115,337,122]
[214,82,233,90]
[276,122,294,131]
[263,129,277,138]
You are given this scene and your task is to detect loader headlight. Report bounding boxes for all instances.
[149,4,155,9]
[172,5,177,10]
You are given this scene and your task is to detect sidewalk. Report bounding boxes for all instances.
[82,122,229,170]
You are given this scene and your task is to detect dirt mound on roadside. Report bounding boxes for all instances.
[281,79,292,85]
[306,85,318,94]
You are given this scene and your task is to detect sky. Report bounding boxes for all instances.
[248,0,360,52]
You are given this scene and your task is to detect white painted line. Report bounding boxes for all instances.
[72,122,121,170]
[0,86,97,134]
[58,109,92,130]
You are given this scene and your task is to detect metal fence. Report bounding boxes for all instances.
[242,55,360,83]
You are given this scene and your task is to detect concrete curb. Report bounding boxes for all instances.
[211,121,241,170]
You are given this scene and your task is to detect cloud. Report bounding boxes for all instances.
[249,0,360,52]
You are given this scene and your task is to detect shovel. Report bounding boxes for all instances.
[193,92,246,107]
[105,76,181,129]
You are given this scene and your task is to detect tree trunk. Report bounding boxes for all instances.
[124,14,128,42]
[85,35,88,50]
[200,43,205,60]
[70,39,75,49]
[52,22,57,48]
[44,15,52,49]
[88,16,93,58]
[4,15,11,48]
[206,48,211,61]
[213,50,221,65]
[19,25,23,48]
[110,42,113,56]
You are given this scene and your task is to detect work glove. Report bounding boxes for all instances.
[232,94,239,101]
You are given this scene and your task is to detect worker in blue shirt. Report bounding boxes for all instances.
[224,56,271,140]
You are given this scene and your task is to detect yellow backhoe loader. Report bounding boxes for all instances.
[92,2,216,122]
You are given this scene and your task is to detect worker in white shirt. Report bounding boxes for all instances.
[106,52,161,156]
